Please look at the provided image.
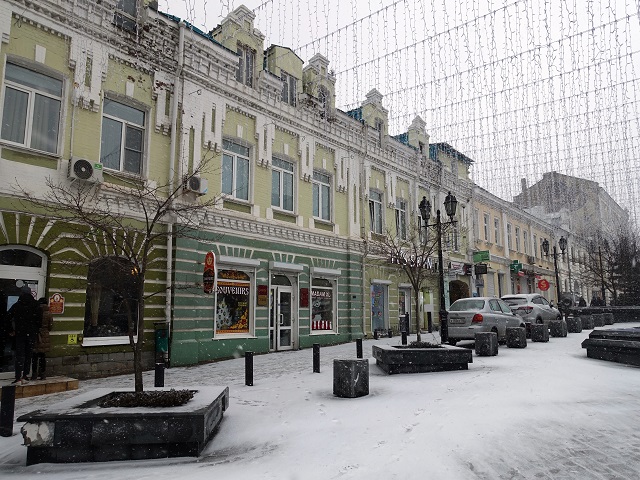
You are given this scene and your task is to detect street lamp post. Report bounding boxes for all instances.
[542,236,567,312]
[419,192,458,343]
[598,245,607,306]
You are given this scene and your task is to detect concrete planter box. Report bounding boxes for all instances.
[474,332,498,356]
[18,386,229,465]
[566,316,583,333]
[582,328,640,366]
[531,323,550,342]
[506,327,527,348]
[372,344,472,374]
[549,319,568,337]
[333,359,369,398]
[580,315,594,330]
[592,313,606,327]
[603,313,614,325]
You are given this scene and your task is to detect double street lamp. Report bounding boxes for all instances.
[419,192,458,343]
[542,236,567,311]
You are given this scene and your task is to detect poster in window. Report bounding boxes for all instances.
[311,288,333,330]
[216,270,250,334]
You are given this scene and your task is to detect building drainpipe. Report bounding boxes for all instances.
[165,21,185,357]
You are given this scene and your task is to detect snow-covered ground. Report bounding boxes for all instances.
[2,325,640,479]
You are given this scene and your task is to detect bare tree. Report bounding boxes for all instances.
[367,217,454,342]
[16,154,220,392]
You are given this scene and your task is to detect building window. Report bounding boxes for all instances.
[395,199,407,240]
[371,283,387,331]
[1,62,62,154]
[524,232,529,255]
[222,139,250,201]
[101,98,145,174]
[473,208,479,239]
[515,226,521,252]
[311,278,335,331]
[281,71,297,106]
[84,257,139,338]
[507,223,512,250]
[215,269,251,334]
[113,0,138,33]
[236,44,255,87]
[318,86,329,117]
[312,171,331,221]
[369,190,383,234]
[494,218,501,245]
[533,234,538,258]
[271,156,294,211]
[375,118,384,144]
[483,213,490,241]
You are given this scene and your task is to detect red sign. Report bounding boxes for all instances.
[299,288,309,308]
[203,251,217,294]
[538,279,550,291]
[49,293,65,314]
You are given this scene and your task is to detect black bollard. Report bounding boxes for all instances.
[401,332,408,345]
[373,329,379,340]
[0,385,16,437]
[154,362,165,387]
[245,351,254,386]
[356,338,363,359]
[313,343,320,373]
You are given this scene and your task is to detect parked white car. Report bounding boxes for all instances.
[447,297,526,345]
[501,294,562,325]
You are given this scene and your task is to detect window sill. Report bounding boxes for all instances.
[0,141,60,160]
[82,335,136,347]
[103,168,144,184]
[310,331,338,335]
[312,217,333,226]
[213,334,257,339]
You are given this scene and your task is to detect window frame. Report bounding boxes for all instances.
[214,268,254,337]
[311,277,338,334]
[483,213,490,241]
[369,189,384,235]
[312,170,331,221]
[236,43,255,88]
[281,71,297,106]
[515,226,521,252]
[1,61,64,155]
[271,155,295,212]
[222,138,251,202]
[395,198,407,240]
[494,217,501,245]
[507,223,512,250]
[100,96,147,175]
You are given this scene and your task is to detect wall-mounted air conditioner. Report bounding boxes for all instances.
[68,157,104,183]
[184,175,208,195]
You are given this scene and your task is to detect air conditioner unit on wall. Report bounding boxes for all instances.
[68,157,104,183]
[184,175,208,195]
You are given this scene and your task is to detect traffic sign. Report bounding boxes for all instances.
[538,279,550,291]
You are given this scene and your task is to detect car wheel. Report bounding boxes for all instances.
[448,339,458,346]
[536,317,543,324]
[556,315,562,320]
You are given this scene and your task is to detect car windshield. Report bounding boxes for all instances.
[449,299,485,311]
[503,297,526,306]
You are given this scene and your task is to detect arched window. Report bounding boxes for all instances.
[84,257,139,338]
[318,86,329,117]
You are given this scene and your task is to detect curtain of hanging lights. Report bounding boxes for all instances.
[167,0,640,223]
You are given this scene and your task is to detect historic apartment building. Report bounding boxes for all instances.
[0,1,624,379]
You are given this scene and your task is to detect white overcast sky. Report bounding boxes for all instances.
[159,1,640,223]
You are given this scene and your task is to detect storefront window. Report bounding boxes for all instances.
[311,278,334,331]
[84,257,139,338]
[216,269,250,334]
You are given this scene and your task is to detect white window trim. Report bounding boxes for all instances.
[271,156,295,213]
[0,61,64,156]
[369,189,384,234]
[213,265,257,339]
[100,95,148,176]
[312,170,332,222]
[222,139,252,202]
[82,335,138,347]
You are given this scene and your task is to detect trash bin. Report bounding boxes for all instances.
[400,313,410,333]
[154,322,169,362]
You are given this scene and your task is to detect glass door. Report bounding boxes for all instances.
[270,286,293,351]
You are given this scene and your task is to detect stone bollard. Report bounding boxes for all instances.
[333,359,369,398]
[580,314,594,330]
[475,332,498,356]
[566,316,583,333]
[506,327,527,348]
[549,319,568,337]
[603,313,614,325]
[592,313,605,327]
[531,323,550,342]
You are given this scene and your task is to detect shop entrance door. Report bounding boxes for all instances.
[270,286,293,351]
[0,247,48,376]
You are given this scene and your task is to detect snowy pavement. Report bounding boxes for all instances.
[2,324,640,479]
